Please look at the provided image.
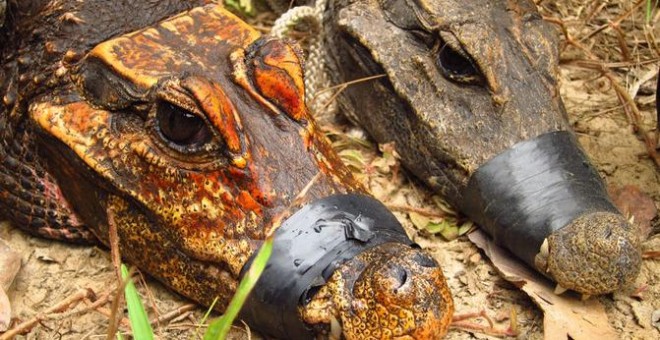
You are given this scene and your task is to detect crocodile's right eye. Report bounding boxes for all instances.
[156,101,212,150]
[436,41,483,85]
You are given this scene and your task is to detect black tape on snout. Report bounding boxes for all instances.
[459,131,619,268]
[238,194,413,339]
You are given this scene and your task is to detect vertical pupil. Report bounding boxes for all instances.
[439,44,476,76]
[157,102,208,145]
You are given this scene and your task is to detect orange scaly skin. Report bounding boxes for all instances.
[302,244,454,339]
[29,3,360,309]
[0,2,453,338]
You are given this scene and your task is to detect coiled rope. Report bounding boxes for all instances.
[270,0,336,118]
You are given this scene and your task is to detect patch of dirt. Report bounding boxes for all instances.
[1,0,658,339]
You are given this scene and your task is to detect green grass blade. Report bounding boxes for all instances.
[200,296,220,326]
[195,296,220,339]
[224,0,254,17]
[121,264,154,340]
[648,0,652,23]
[648,0,659,23]
[203,236,273,340]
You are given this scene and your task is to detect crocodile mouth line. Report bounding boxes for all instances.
[36,132,112,217]
[38,129,238,275]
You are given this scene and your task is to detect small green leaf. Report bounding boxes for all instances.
[425,220,447,234]
[338,149,366,169]
[200,296,220,326]
[423,218,463,240]
[409,212,431,230]
[204,237,273,340]
[224,0,255,17]
[438,224,460,241]
[121,264,154,340]
[195,296,220,339]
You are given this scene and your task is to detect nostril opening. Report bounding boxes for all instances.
[604,228,613,239]
[392,266,408,290]
[301,285,322,305]
[413,253,438,268]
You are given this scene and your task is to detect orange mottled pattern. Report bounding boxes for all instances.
[302,243,454,339]
[86,6,262,89]
[181,77,243,155]
[251,40,307,121]
[29,4,361,309]
[19,3,455,338]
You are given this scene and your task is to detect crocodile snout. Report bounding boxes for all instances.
[302,243,454,339]
[348,244,454,339]
[540,212,642,296]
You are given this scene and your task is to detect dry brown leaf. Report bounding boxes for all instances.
[0,238,21,331]
[468,229,618,340]
[408,211,431,230]
[608,184,658,240]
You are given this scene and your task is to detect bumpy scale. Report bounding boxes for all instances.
[0,1,453,338]
[285,0,641,295]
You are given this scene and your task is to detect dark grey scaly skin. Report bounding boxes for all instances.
[0,1,455,338]
[275,0,642,295]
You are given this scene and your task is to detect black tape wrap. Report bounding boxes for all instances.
[238,194,414,339]
[459,131,619,268]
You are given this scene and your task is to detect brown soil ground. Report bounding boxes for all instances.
[1,0,659,339]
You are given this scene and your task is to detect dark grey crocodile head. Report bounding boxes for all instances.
[326,0,567,196]
[321,0,641,295]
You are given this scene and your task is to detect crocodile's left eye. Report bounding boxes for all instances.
[436,42,482,85]
[156,101,212,149]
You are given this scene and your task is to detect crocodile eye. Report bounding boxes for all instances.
[156,101,211,147]
[437,43,481,84]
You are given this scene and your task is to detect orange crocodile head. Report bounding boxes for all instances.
[28,4,360,308]
[21,3,454,338]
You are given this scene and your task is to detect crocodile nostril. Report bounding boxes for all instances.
[413,253,438,268]
[392,266,408,290]
[301,285,322,305]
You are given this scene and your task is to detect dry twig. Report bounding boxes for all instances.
[544,5,660,169]
[0,289,96,339]
[451,309,519,337]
